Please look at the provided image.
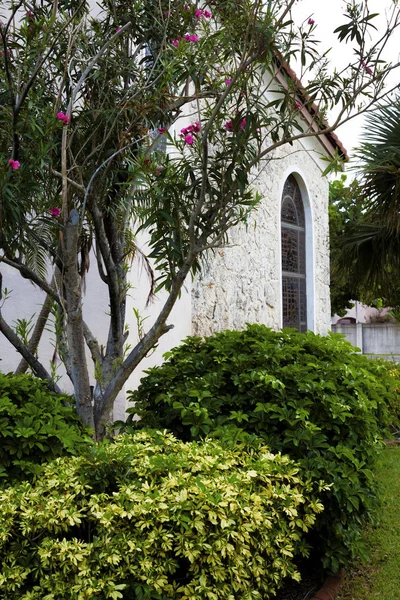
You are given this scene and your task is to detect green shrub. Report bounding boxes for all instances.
[0,372,92,484]
[373,360,400,435]
[122,325,400,571]
[0,431,323,600]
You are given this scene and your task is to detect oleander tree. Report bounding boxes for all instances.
[1,0,400,439]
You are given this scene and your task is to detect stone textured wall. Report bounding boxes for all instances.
[191,136,331,336]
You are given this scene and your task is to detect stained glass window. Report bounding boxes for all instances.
[281,176,307,332]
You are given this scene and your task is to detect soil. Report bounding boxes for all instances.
[273,568,324,600]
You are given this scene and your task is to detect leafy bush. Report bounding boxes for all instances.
[123,325,400,571]
[0,373,92,484]
[373,360,400,435]
[0,431,323,600]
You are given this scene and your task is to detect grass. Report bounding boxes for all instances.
[336,445,400,600]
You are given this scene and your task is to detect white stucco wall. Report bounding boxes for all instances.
[0,261,109,389]
[191,134,331,336]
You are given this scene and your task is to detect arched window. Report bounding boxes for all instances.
[281,175,307,332]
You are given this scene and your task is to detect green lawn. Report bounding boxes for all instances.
[337,445,400,600]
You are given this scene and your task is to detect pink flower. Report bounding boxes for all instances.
[171,39,179,47]
[181,122,200,138]
[184,5,190,10]
[181,125,193,135]
[184,134,194,145]
[184,34,199,42]
[308,17,315,25]
[195,9,203,18]
[239,118,247,130]
[116,26,122,32]
[361,61,373,75]
[204,10,211,18]
[295,101,302,110]
[156,166,163,175]
[225,78,232,86]
[57,111,69,124]
[158,126,166,134]
[225,120,233,131]
[49,207,61,217]
[8,159,20,171]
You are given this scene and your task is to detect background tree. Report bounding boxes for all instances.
[329,175,365,316]
[332,97,400,317]
[1,0,400,439]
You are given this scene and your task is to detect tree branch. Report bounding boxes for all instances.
[67,22,131,117]
[0,310,61,392]
[0,255,62,305]
[88,201,123,350]
[49,167,86,193]
[15,287,54,374]
[95,254,194,433]
[14,0,87,117]
[83,320,103,366]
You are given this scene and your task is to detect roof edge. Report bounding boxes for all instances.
[273,58,349,162]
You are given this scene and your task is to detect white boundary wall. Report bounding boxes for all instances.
[331,322,400,362]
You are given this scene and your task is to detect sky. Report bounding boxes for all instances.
[292,0,400,161]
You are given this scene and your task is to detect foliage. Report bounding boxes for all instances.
[1,1,400,439]
[122,324,400,571]
[374,360,400,436]
[0,430,324,599]
[329,175,365,316]
[0,372,92,484]
[336,447,400,600]
[333,97,400,313]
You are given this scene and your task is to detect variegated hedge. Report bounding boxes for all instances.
[0,431,324,600]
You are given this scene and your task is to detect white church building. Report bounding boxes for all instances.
[0,63,347,419]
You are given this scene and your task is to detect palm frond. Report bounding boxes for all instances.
[337,223,400,294]
[355,97,400,231]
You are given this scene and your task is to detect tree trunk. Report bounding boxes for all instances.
[63,209,94,430]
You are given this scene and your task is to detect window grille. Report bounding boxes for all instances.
[281,176,307,332]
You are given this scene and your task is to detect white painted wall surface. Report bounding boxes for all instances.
[0,236,192,420]
[0,260,109,390]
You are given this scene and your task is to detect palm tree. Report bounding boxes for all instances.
[336,97,400,305]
